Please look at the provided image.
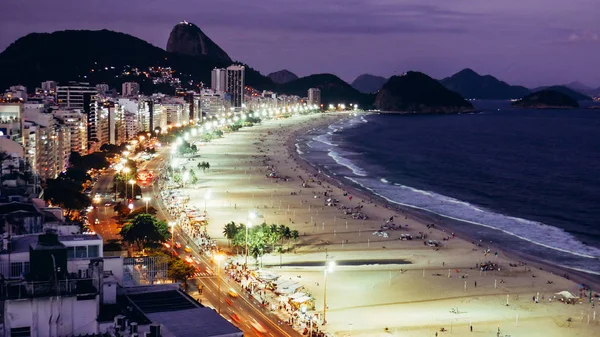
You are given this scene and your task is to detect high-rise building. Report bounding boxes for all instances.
[122,82,140,96]
[211,68,227,93]
[53,109,88,155]
[0,103,24,145]
[308,88,321,107]
[226,65,245,108]
[97,101,126,145]
[57,82,97,152]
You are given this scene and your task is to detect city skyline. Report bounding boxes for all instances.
[1,0,599,87]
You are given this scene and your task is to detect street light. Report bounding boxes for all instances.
[214,253,224,314]
[129,179,136,200]
[323,260,335,325]
[204,189,211,213]
[169,221,175,248]
[143,196,151,213]
[246,211,256,267]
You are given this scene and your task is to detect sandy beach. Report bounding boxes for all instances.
[176,112,599,336]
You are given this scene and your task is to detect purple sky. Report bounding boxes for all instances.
[1,0,599,87]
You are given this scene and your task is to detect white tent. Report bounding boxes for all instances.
[555,291,577,299]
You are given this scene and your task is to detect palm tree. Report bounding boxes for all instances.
[223,221,239,246]
[290,230,299,250]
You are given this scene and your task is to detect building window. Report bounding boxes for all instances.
[11,327,31,337]
[75,246,87,258]
[88,245,100,258]
[67,247,75,259]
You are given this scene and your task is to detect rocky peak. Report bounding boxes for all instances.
[166,21,231,62]
[267,69,298,84]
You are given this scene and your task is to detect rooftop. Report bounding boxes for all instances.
[123,285,242,337]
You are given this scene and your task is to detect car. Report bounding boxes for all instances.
[229,313,241,323]
[184,256,194,264]
[104,202,112,207]
[184,246,192,253]
[228,289,239,298]
[174,242,182,249]
[250,320,267,334]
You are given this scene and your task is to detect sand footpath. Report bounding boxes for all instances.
[179,113,599,336]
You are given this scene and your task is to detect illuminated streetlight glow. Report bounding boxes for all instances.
[143,196,151,213]
[246,211,257,266]
[214,253,224,314]
[323,259,335,325]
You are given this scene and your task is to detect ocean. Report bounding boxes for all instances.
[297,102,600,276]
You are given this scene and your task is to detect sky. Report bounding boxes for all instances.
[1,0,599,88]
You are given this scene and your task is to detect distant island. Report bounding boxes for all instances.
[375,71,473,113]
[512,90,579,109]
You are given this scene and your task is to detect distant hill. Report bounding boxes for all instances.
[351,74,388,93]
[278,74,374,107]
[440,68,530,99]
[512,90,579,109]
[267,69,298,84]
[0,29,275,93]
[531,85,592,101]
[375,71,473,113]
[565,81,594,94]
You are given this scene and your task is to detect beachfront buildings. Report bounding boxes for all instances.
[52,109,87,155]
[308,88,321,107]
[57,82,97,153]
[211,68,227,94]
[226,65,245,109]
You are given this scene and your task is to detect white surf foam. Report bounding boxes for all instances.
[327,151,368,177]
[345,176,600,260]
[295,143,304,155]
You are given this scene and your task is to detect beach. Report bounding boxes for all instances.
[176,112,599,336]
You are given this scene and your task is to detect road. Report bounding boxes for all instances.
[89,171,120,241]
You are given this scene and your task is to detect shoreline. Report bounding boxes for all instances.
[183,111,600,336]
[286,112,600,292]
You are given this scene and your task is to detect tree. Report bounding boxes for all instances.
[223,221,240,246]
[189,170,198,184]
[197,161,210,172]
[44,177,91,217]
[120,214,170,251]
[168,257,196,287]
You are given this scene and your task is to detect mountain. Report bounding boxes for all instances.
[166,21,231,62]
[512,90,579,109]
[375,71,473,113]
[267,69,298,84]
[565,81,594,94]
[0,29,273,94]
[531,85,592,101]
[351,74,388,93]
[440,68,530,100]
[278,74,374,107]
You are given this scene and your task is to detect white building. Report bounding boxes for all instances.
[57,82,97,152]
[308,88,321,107]
[122,82,140,96]
[211,68,227,94]
[226,65,245,108]
[53,109,88,155]
[0,103,24,144]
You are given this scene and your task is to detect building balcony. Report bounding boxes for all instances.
[0,277,98,300]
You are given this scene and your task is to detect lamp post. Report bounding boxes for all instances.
[129,179,136,200]
[214,253,224,314]
[169,221,175,248]
[323,259,335,325]
[204,189,211,213]
[246,211,256,267]
[123,167,131,199]
[143,197,151,213]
